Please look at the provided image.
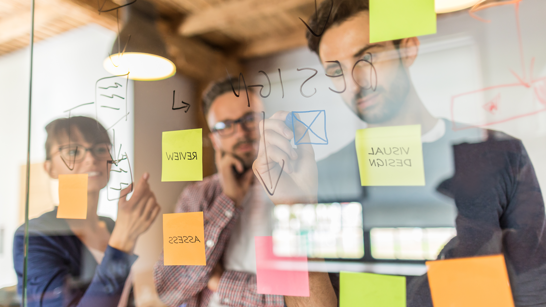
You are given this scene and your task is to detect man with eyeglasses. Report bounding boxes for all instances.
[154,77,285,307]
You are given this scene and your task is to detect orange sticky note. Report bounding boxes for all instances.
[163,212,206,266]
[57,174,88,219]
[426,255,514,307]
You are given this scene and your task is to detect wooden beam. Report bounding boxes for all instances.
[237,27,308,59]
[179,0,314,36]
[163,33,242,82]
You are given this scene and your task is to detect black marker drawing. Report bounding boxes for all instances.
[248,71,271,98]
[297,68,318,98]
[299,0,333,37]
[97,0,136,13]
[255,111,284,196]
[227,70,251,107]
[278,68,285,99]
[171,90,191,113]
[106,152,134,201]
[95,73,129,129]
[325,60,346,94]
[352,52,377,91]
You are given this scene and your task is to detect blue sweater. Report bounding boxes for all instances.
[13,208,138,307]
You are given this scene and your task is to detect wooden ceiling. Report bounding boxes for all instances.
[0,0,318,82]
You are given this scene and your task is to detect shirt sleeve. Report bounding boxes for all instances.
[13,231,136,307]
[216,270,284,307]
[154,186,242,307]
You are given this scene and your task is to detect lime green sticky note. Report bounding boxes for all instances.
[355,125,425,186]
[370,0,436,43]
[162,129,203,181]
[341,272,406,307]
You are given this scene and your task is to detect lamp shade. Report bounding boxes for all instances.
[103,0,176,81]
[436,0,482,14]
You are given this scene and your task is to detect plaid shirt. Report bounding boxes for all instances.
[154,174,284,307]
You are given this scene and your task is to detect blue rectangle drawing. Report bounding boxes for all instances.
[288,110,328,145]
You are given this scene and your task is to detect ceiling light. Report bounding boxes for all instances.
[436,0,483,14]
[103,0,176,81]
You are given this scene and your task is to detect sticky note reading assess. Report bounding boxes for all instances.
[355,125,425,186]
[57,174,88,219]
[341,272,405,307]
[427,255,514,307]
[369,0,436,43]
[162,128,202,182]
[163,212,206,266]
[255,236,309,297]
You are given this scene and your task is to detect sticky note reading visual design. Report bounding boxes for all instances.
[162,128,202,182]
[355,125,425,186]
[163,212,206,266]
[57,174,88,219]
[255,236,309,297]
[427,255,515,307]
[340,272,405,307]
[369,0,436,43]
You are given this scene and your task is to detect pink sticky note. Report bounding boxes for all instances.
[255,236,310,297]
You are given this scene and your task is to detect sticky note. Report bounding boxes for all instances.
[163,212,206,266]
[341,272,405,307]
[369,0,436,43]
[255,236,309,297]
[57,174,88,219]
[355,125,425,186]
[427,255,514,307]
[162,129,202,182]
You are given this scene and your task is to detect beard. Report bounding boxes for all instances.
[232,138,257,168]
[350,60,410,124]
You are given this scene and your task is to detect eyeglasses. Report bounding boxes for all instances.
[211,112,260,137]
[55,143,112,168]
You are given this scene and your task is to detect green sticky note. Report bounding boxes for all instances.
[355,125,425,186]
[162,128,203,181]
[341,272,406,307]
[370,0,436,43]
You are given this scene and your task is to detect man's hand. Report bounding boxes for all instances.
[252,111,318,205]
[208,262,224,292]
[216,150,254,206]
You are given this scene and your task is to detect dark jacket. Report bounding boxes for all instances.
[13,208,137,307]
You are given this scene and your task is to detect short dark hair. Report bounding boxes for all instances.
[45,116,110,160]
[306,0,402,55]
[201,77,241,117]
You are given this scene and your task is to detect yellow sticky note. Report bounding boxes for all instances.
[355,125,425,186]
[163,212,206,266]
[426,255,514,307]
[162,129,203,182]
[370,0,436,43]
[57,174,88,219]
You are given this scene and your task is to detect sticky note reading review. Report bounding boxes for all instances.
[162,128,202,182]
[163,212,206,266]
[355,125,425,186]
[255,236,309,297]
[57,174,88,219]
[341,272,405,307]
[370,0,436,43]
[427,255,515,307]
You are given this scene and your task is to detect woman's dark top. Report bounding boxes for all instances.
[13,207,137,307]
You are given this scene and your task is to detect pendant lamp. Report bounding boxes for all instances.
[103,0,176,81]
[436,0,483,14]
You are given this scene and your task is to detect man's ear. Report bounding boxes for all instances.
[398,37,420,68]
[43,160,58,179]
